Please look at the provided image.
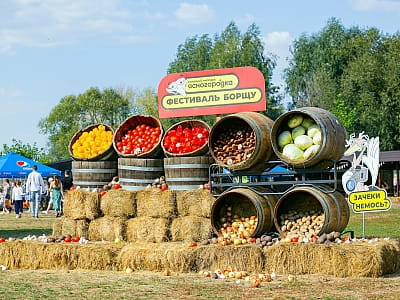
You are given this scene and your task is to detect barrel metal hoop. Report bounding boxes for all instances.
[73,181,109,185]
[164,164,209,169]
[118,165,163,171]
[71,168,116,173]
[166,177,209,182]
[119,178,154,184]
[167,185,203,190]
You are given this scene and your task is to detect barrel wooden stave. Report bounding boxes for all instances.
[71,160,117,190]
[211,187,277,237]
[118,158,164,191]
[164,156,213,190]
[273,185,350,236]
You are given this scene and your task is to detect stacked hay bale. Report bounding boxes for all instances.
[53,190,101,238]
[88,189,136,242]
[126,188,175,243]
[171,189,215,242]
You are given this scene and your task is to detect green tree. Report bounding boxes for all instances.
[39,87,133,160]
[285,18,400,150]
[168,22,283,121]
[0,139,50,163]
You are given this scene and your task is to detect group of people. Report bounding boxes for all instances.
[0,167,73,219]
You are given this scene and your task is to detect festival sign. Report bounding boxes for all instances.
[342,132,392,213]
[157,66,266,118]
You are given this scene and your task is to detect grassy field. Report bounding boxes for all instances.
[0,203,399,299]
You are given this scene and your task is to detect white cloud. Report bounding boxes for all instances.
[350,0,400,13]
[174,3,215,24]
[264,31,292,47]
[0,0,144,53]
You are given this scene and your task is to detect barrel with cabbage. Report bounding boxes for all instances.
[271,107,346,168]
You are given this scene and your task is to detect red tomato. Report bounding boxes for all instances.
[291,237,299,243]
[189,242,197,247]
[0,237,6,243]
[73,236,80,243]
[161,184,168,191]
[99,191,107,197]
[113,183,121,189]
[64,236,72,243]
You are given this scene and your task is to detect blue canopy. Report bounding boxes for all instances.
[0,152,61,178]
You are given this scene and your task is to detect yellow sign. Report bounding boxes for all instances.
[348,189,392,213]
[161,88,262,110]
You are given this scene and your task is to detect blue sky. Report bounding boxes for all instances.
[1,0,399,150]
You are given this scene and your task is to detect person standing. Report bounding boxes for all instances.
[61,170,73,191]
[2,179,11,214]
[25,165,46,218]
[50,175,64,218]
[11,180,24,218]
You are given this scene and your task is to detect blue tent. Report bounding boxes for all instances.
[0,152,61,178]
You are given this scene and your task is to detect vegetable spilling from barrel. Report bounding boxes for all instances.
[278,209,324,239]
[277,114,322,161]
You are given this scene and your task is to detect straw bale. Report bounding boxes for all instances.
[136,188,176,218]
[264,239,400,277]
[0,240,122,271]
[100,189,136,217]
[126,217,170,243]
[194,244,264,273]
[118,242,197,272]
[63,190,101,220]
[175,190,215,217]
[88,216,127,241]
[52,217,63,236]
[170,216,213,242]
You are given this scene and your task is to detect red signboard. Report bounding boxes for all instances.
[157,66,266,118]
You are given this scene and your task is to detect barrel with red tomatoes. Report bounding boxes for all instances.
[161,120,210,157]
[113,115,164,158]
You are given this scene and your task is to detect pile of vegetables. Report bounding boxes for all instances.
[277,114,322,161]
[211,124,255,165]
[212,206,258,246]
[115,124,161,155]
[71,125,113,159]
[278,208,324,240]
[163,124,209,154]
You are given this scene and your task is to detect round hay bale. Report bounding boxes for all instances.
[69,123,116,161]
[161,119,210,157]
[113,114,164,158]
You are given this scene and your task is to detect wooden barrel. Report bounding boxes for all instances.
[161,119,210,157]
[209,112,275,171]
[163,156,214,190]
[71,160,117,191]
[118,158,164,191]
[271,107,347,169]
[211,187,278,237]
[273,185,350,236]
[69,124,116,161]
[113,114,164,158]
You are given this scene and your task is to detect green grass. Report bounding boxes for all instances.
[344,201,400,238]
[0,205,399,299]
